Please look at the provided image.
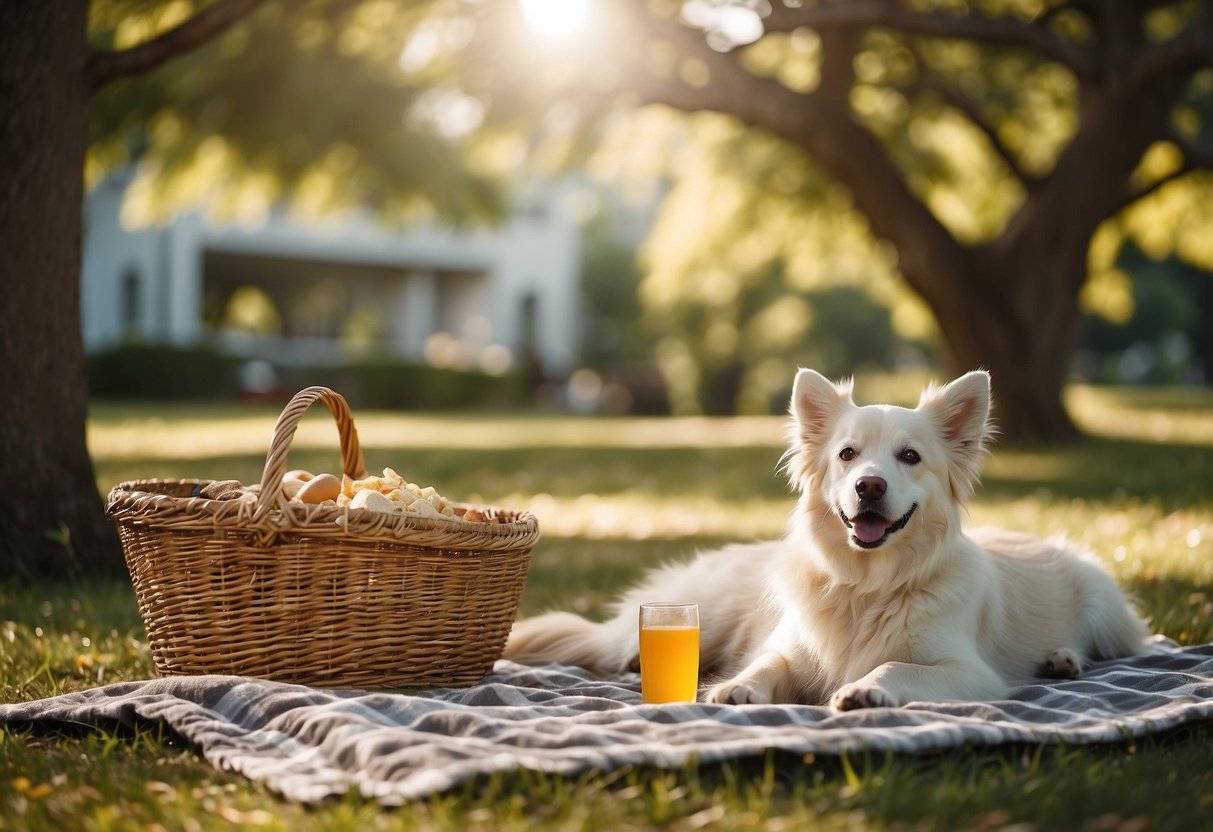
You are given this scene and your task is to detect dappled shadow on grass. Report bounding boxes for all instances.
[977,435,1213,511]
[95,423,1211,513]
[1072,385,1213,414]
[519,536,740,619]
[7,723,1213,830]
[0,579,143,635]
[433,723,1213,832]
[3,718,186,750]
[96,444,795,504]
[1121,573,1213,645]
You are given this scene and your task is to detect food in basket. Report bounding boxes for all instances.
[276,465,504,523]
[347,487,395,513]
[337,466,458,519]
[295,472,341,504]
[281,469,311,499]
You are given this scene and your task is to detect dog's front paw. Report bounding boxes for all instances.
[704,678,773,705]
[1042,648,1082,679]
[830,681,900,711]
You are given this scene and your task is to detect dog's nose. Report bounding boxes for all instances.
[855,476,887,502]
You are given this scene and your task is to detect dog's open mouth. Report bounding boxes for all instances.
[838,503,918,549]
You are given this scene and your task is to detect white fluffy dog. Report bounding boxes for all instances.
[504,370,1149,709]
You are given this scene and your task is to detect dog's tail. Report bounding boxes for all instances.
[503,612,634,676]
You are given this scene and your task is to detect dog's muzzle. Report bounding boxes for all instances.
[837,503,918,549]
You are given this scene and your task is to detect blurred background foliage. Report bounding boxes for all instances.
[86,0,507,226]
[82,0,1213,419]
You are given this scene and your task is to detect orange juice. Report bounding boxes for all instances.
[639,625,700,703]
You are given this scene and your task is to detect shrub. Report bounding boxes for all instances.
[87,342,240,399]
[89,345,529,409]
[300,358,528,410]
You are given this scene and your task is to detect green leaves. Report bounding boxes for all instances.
[88,0,505,228]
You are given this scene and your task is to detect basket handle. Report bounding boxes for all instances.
[254,386,368,518]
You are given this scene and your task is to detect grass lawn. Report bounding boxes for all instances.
[3,382,1212,830]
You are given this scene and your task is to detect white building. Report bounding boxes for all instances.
[81,171,585,382]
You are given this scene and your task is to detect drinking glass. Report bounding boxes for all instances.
[638,602,700,703]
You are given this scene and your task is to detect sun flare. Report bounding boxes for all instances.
[520,0,589,39]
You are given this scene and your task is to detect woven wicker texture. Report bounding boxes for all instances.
[107,386,539,688]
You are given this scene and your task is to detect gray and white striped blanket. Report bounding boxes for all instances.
[3,640,1211,805]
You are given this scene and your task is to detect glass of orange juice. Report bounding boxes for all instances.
[638,602,700,704]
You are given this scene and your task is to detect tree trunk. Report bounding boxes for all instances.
[0,3,123,578]
[776,44,1089,442]
[953,77,1179,443]
[818,75,1174,443]
[931,260,1084,444]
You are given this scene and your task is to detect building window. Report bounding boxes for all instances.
[519,291,544,387]
[520,291,539,350]
[121,268,141,335]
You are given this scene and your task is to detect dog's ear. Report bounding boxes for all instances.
[918,370,993,499]
[790,368,853,442]
[786,369,853,491]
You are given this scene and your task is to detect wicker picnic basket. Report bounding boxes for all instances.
[106,385,539,688]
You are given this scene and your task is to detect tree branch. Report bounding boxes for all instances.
[1128,19,1213,89]
[901,75,1038,187]
[1118,161,1194,214]
[1035,2,1087,28]
[634,13,817,146]
[763,0,1099,79]
[627,13,973,313]
[815,11,863,112]
[87,0,264,93]
[1115,132,1213,214]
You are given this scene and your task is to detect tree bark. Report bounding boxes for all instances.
[932,253,1085,443]
[0,3,123,577]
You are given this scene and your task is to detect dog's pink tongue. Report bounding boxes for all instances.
[852,517,889,544]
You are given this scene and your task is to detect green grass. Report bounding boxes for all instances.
[4,383,1213,830]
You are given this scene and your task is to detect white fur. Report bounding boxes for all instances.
[504,370,1150,709]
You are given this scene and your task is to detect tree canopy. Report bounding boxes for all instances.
[465,0,1213,430]
[86,0,1213,436]
[87,0,507,227]
[5,0,1212,576]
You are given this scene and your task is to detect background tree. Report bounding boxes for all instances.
[619,111,925,414]
[466,0,1213,437]
[6,0,1212,575]
[1,0,503,578]
[1,1,257,578]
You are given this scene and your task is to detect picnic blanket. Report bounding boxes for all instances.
[3,639,1211,805]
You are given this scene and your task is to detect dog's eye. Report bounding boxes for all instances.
[897,448,921,465]
[839,447,857,462]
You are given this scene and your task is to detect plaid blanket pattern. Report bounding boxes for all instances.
[3,639,1210,805]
